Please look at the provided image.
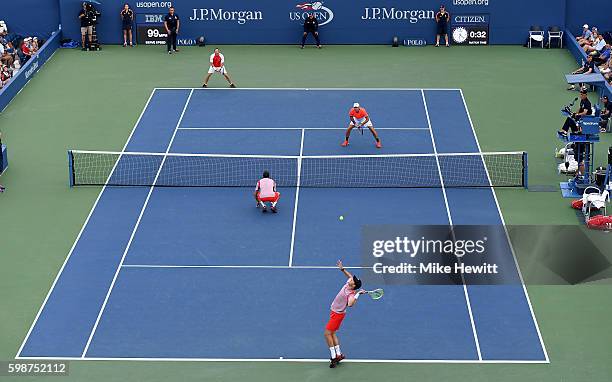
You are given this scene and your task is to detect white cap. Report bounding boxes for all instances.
[583,24,589,29]
[353,102,360,108]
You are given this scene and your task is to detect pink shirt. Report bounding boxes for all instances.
[330,280,355,313]
[255,178,276,198]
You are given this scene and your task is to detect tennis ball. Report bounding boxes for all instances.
[339,215,344,221]
[279,357,283,359]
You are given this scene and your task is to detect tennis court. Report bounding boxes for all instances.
[16,88,547,362]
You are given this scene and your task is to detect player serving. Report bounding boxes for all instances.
[202,48,236,88]
[324,260,366,368]
[341,103,382,148]
[254,170,280,213]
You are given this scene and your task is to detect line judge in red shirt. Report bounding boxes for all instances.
[202,48,236,88]
[341,103,382,148]
[254,170,280,213]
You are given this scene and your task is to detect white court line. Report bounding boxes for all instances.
[154,87,462,91]
[14,355,549,364]
[288,128,305,267]
[421,89,483,361]
[458,89,550,363]
[81,89,195,358]
[176,127,429,130]
[15,89,159,359]
[121,265,367,269]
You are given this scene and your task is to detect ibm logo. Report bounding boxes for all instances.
[145,14,164,23]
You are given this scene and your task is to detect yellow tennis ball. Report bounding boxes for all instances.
[339,216,344,221]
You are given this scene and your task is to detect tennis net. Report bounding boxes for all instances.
[67,150,528,188]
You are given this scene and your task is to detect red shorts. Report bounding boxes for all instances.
[256,191,280,203]
[325,311,346,332]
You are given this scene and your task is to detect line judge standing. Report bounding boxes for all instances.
[301,13,322,49]
[164,6,180,54]
[435,5,450,47]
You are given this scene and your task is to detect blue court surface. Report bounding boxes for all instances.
[17,89,548,363]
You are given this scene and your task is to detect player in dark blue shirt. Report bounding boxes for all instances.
[568,55,595,91]
[435,5,450,47]
[164,7,180,54]
[301,14,321,49]
[559,89,592,136]
[120,3,134,47]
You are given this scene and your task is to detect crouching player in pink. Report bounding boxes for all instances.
[324,260,366,368]
[254,170,280,213]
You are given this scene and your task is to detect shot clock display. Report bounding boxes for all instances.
[452,26,489,45]
[451,14,490,45]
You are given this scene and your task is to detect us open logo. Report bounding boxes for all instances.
[290,2,334,26]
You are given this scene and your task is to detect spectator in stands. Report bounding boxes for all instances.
[593,43,610,65]
[559,89,592,137]
[301,13,321,49]
[79,2,93,51]
[164,6,180,54]
[0,42,13,67]
[5,41,18,70]
[435,5,450,47]
[31,37,39,53]
[567,55,595,91]
[0,65,11,88]
[576,24,591,43]
[584,33,605,54]
[579,27,598,48]
[20,38,32,62]
[121,3,134,47]
[600,96,611,133]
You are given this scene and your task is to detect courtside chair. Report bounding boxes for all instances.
[528,25,544,48]
[548,26,563,48]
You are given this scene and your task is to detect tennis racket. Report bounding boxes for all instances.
[366,288,384,300]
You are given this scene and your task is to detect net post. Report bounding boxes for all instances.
[68,150,75,187]
[522,151,529,189]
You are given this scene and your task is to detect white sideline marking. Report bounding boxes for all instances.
[81,89,194,358]
[458,89,550,363]
[421,89,482,361]
[154,87,463,91]
[14,355,549,364]
[15,89,159,359]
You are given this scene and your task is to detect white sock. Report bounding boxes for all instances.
[261,202,267,208]
[272,201,277,207]
[334,345,341,356]
[329,347,336,359]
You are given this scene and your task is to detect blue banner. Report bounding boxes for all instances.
[0,29,61,113]
[55,0,571,45]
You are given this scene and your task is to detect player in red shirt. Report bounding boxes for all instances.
[341,103,382,148]
[202,48,236,88]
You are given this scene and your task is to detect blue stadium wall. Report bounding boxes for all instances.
[3,0,612,45]
[3,0,60,37]
[565,0,612,37]
[56,0,572,45]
